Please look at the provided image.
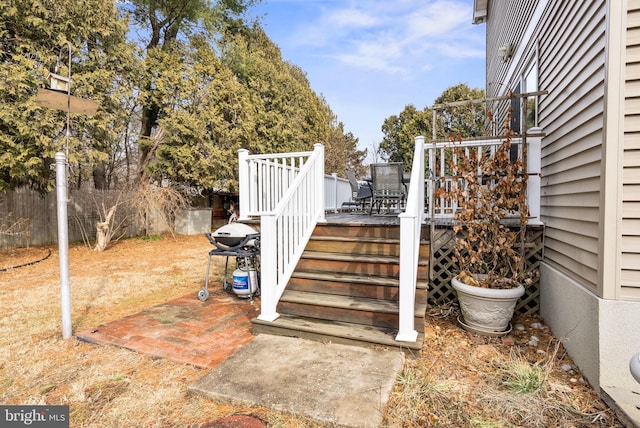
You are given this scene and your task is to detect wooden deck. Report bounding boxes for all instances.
[324,211,519,228]
[324,210,454,226]
[324,211,403,226]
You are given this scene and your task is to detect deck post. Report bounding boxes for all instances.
[330,173,338,213]
[258,212,280,321]
[527,127,543,225]
[315,143,326,223]
[238,149,250,221]
[396,136,425,342]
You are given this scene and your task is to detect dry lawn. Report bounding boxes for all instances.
[0,235,623,427]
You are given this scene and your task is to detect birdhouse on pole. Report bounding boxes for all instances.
[47,72,70,92]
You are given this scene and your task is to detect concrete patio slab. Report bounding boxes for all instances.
[189,334,404,428]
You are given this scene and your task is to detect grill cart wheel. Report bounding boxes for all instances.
[198,288,209,301]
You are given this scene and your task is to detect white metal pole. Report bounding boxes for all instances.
[55,152,72,339]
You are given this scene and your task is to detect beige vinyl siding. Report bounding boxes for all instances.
[536,1,607,292]
[622,0,640,296]
[485,0,538,98]
[484,1,607,292]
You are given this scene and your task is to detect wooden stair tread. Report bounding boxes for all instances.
[292,270,429,290]
[263,221,431,351]
[281,290,427,317]
[252,314,424,351]
[310,235,429,245]
[301,251,429,265]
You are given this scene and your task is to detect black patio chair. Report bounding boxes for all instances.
[369,162,406,215]
[344,170,372,212]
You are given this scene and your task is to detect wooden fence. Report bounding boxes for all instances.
[0,188,170,248]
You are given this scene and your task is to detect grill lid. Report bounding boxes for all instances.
[212,223,259,247]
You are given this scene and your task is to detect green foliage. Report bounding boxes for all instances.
[0,0,136,192]
[146,37,256,190]
[380,83,486,169]
[380,104,432,167]
[434,83,486,138]
[325,118,367,178]
[220,27,330,156]
[501,360,546,394]
[131,0,261,183]
[1,0,364,194]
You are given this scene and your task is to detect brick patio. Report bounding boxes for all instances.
[76,289,260,368]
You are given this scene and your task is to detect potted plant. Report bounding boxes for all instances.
[441,111,533,335]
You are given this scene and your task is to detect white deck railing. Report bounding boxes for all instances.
[237,131,541,342]
[397,136,426,342]
[426,137,522,218]
[425,130,542,222]
[238,148,350,217]
[238,144,326,322]
[397,131,542,342]
[325,173,352,212]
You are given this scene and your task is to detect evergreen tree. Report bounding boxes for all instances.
[1,0,366,194]
[0,0,133,192]
[129,0,259,180]
[219,27,330,156]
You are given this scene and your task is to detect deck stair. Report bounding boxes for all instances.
[252,220,429,353]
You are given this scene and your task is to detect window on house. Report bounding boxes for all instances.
[523,59,538,131]
[510,82,521,134]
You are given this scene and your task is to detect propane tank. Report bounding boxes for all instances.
[248,268,259,293]
[232,268,258,297]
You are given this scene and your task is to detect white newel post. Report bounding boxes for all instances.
[238,149,250,221]
[527,128,542,225]
[396,136,424,343]
[258,213,279,321]
[55,152,72,339]
[315,143,326,223]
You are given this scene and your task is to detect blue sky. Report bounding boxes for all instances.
[250,0,487,155]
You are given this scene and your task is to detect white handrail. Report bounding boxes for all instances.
[397,136,426,342]
[257,144,326,321]
[238,149,313,219]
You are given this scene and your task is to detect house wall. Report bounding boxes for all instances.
[482,0,640,394]
[486,0,606,294]
[622,1,640,298]
[485,0,538,103]
[538,1,607,294]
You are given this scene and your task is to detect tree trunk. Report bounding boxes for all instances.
[94,205,116,251]
[138,101,159,180]
[93,164,107,190]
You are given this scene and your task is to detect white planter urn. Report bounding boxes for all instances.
[630,353,640,384]
[452,274,525,335]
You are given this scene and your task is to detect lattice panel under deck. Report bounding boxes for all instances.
[428,225,544,315]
